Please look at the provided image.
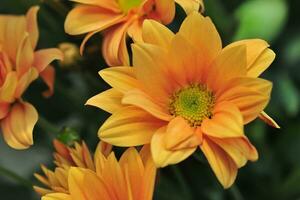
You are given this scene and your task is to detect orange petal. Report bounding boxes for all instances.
[86,88,123,113]
[26,6,40,49]
[210,136,258,168]
[16,34,34,77]
[99,106,164,146]
[122,89,171,121]
[40,65,55,98]
[1,101,38,149]
[15,67,39,99]
[102,20,130,66]
[259,111,280,129]
[99,66,140,93]
[65,5,124,35]
[179,12,222,66]
[224,39,275,78]
[206,45,247,91]
[132,43,171,100]
[0,71,18,102]
[70,0,121,12]
[200,138,238,189]
[151,126,196,167]
[155,0,175,24]
[201,102,244,138]
[142,19,174,49]
[33,48,63,72]
[0,102,9,119]
[164,117,200,150]
[175,0,204,14]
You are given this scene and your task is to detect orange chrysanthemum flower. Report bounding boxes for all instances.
[64,0,204,66]
[0,6,63,149]
[87,12,279,188]
[35,140,156,200]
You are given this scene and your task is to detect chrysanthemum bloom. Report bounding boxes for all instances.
[64,0,204,66]
[87,12,278,188]
[35,140,156,200]
[0,6,63,149]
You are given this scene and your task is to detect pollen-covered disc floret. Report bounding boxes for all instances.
[169,84,215,126]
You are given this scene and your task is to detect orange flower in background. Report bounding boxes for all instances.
[87,12,278,188]
[0,6,63,149]
[35,140,156,200]
[64,0,204,66]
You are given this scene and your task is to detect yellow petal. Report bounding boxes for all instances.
[26,6,40,49]
[64,5,124,35]
[99,66,139,93]
[122,89,171,121]
[0,102,9,119]
[224,39,275,77]
[15,67,39,99]
[200,138,238,189]
[0,71,18,102]
[70,0,121,12]
[151,126,196,167]
[175,0,204,14]
[99,106,164,146]
[1,101,38,149]
[33,48,63,72]
[179,12,222,66]
[142,19,174,49]
[164,117,200,150]
[155,0,175,24]
[42,193,71,200]
[210,136,258,168]
[259,111,280,129]
[16,34,34,78]
[86,88,123,113]
[201,102,244,138]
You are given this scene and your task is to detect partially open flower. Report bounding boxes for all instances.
[64,0,204,66]
[87,12,278,188]
[34,140,156,200]
[0,6,63,149]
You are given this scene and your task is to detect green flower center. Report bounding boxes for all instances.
[117,0,143,13]
[169,84,215,126]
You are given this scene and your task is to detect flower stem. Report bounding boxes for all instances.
[0,166,32,189]
[37,115,60,136]
[229,184,244,200]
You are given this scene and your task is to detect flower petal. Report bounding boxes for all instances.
[155,0,175,24]
[42,193,71,200]
[86,88,123,113]
[209,136,258,168]
[0,102,9,120]
[65,5,124,35]
[70,0,121,12]
[164,117,200,150]
[224,39,275,77]
[201,102,244,138]
[175,0,204,14]
[151,126,196,167]
[26,6,40,49]
[122,89,171,121]
[33,48,63,72]
[200,137,237,189]
[99,106,164,146]
[15,67,39,98]
[259,111,280,129]
[40,65,55,98]
[16,34,34,77]
[1,101,38,149]
[179,12,222,66]
[0,71,18,102]
[142,19,174,49]
[99,66,140,93]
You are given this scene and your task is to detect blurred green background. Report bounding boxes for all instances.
[0,0,299,199]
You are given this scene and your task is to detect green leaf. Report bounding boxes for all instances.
[234,0,288,42]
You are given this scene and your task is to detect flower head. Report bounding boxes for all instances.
[87,12,278,188]
[35,140,156,200]
[0,6,63,149]
[64,0,203,66]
